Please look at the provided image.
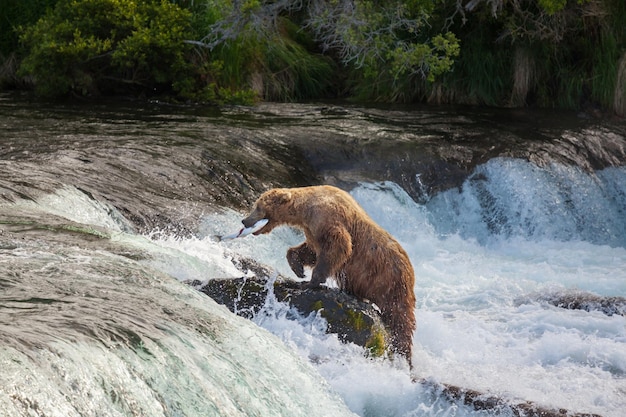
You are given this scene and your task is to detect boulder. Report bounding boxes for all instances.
[193,276,601,417]
[517,291,626,317]
[431,381,601,417]
[194,275,389,357]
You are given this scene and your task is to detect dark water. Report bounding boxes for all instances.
[3,94,624,228]
[1,93,625,417]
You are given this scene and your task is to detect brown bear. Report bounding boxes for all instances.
[242,185,416,366]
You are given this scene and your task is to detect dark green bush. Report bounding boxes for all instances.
[0,0,60,56]
[428,0,626,111]
[18,0,195,98]
[191,1,336,101]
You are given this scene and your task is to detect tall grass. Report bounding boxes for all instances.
[422,0,626,111]
[510,47,535,107]
[423,24,513,106]
[205,25,335,101]
[589,32,619,110]
[607,0,626,115]
[0,52,19,88]
[193,3,336,102]
[263,36,335,101]
[615,53,626,116]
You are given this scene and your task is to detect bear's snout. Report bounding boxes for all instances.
[242,212,267,228]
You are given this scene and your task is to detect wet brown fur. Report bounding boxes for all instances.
[242,185,416,366]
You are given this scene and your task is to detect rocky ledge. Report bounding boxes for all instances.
[192,275,389,357]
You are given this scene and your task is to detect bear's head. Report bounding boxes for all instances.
[242,188,292,235]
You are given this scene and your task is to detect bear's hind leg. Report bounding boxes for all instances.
[382,304,415,369]
[287,242,317,278]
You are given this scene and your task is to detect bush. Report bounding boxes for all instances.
[306,0,460,101]
[18,0,195,98]
[192,0,336,101]
[0,0,60,56]
[197,0,459,102]
[428,0,626,111]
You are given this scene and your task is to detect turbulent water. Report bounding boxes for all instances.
[1,94,625,417]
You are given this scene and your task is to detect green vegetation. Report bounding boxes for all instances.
[196,4,335,102]
[0,0,60,55]
[303,0,460,101]
[1,0,624,113]
[0,0,60,88]
[17,0,197,98]
[365,326,388,358]
[431,0,626,113]
[346,309,366,331]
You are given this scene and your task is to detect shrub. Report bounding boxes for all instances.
[425,0,626,111]
[18,0,195,98]
[306,0,460,101]
[192,0,335,101]
[197,0,459,102]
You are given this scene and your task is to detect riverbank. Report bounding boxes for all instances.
[2,0,626,114]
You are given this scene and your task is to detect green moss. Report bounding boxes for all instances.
[345,309,366,332]
[365,326,388,357]
[310,300,324,312]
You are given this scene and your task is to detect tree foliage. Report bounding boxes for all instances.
[436,0,626,112]
[198,0,460,100]
[18,0,196,97]
[7,0,626,112]
[0,0,61,56]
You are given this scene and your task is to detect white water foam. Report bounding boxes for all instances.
[0,218,356,417]
[426,159,626,247]
[0,283,357,417]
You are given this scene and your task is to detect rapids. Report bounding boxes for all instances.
[1,94,625,416]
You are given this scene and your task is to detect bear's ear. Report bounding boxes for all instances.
[269,189,292,205]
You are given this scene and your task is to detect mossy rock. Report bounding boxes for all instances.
[276,283,388,353]
[195,275,389,355]
[195,277,268,319]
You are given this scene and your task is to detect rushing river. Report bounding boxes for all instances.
[1,93,625,417]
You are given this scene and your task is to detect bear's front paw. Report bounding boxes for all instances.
[287,250,306,278]
[301,280,323,290]
[290,263,306,279]
[293,265,306,279]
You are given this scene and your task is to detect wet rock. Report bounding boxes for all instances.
[431,381,602,417]
[542,292,626,316]
[192,276,389,356]
[289,106,626,202]
[517,291,626,317]
[3,100,624,230]
[275,282,389,354]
